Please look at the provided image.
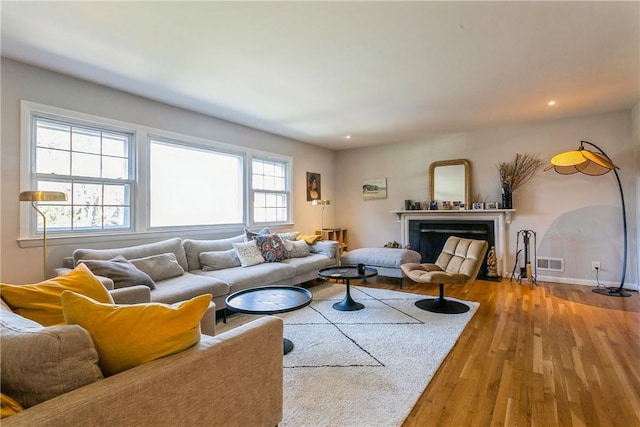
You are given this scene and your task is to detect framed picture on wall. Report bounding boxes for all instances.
[307,172,321,201]
[362,178,387,200]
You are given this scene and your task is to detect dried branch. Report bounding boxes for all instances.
[497,153,543,192]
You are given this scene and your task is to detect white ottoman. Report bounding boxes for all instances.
[340,248,422,288]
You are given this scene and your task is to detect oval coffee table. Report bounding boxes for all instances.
[225,285,312,354]
[317,265,378,311]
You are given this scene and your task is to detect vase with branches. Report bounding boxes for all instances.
[496,153,542,209]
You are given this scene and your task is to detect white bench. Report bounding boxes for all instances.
[340,248,421,288]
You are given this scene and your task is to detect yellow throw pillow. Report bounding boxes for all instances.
[296,233,322,244]
[1,393,24,419]
[61,291,211,377]
[0,264,113,326]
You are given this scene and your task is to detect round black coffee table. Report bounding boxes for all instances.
[317,265,378,311]
[225,285,312,354]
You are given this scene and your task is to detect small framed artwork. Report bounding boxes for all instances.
[307,172,321,201]
[362,178,387,200]
[472,202,484,210]
[485,201,497,209]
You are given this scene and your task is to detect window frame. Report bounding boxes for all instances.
[250,155,292,225]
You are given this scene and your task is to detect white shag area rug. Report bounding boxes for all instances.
[218,282,478,427]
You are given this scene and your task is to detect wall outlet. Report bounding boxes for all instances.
[592,261,601,271]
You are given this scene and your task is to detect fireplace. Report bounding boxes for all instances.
[408,219,495,279]
[394,210,512,279]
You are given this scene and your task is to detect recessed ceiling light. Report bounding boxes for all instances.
[548,100,556,106]
[343,135,352,140]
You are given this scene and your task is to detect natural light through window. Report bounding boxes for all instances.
[252,158,289,223]
[33,117,133,232]
[149,140,244,227]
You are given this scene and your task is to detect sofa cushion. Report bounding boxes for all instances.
[149,272,229,304]
[194,262,296,294]
[73,237,189,271]
[80,256,156,290]
[0,304,103,408]
[62,291,211,376]
[183,235,245,271]
[130,252,185,282]
[233,240,265,267]
[199,249,241,271]
[283,239,311,258]
[281,253,336,275]
[254,234,288,262]
[0,264,113,326]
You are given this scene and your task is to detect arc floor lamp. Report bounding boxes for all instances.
[544,141,630,297]
[19,190,68,280]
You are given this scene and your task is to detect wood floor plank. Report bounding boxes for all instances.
[350,276,640,427]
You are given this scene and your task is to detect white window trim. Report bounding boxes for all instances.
[18,101,294,248]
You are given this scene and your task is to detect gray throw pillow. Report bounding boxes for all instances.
[199,249,241,271]
[0,307,103,408]
[276,231,300,241]
[244,227,270,241]
[130,253,185,282]
[79,256,156,290]
[283,239,311,258]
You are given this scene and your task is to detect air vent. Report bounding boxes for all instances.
[536,257,564,272]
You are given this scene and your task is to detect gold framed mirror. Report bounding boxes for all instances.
[429,159,471,207]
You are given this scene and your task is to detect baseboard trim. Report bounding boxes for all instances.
[536,275,639,292]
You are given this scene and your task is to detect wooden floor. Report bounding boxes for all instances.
[352,276,640,427]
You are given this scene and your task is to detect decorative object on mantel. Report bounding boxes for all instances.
[545,140,630,297]
[497,153,543,209]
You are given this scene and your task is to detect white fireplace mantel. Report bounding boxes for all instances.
[391,209,515,277]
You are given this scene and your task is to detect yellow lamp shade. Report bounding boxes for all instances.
[544,149,617,176]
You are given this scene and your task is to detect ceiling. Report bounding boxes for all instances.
[2,1,639,151]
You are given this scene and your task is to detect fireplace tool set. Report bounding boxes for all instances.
[511,229,537,285]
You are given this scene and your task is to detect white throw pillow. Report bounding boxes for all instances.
[283,239,311,258]
[232,240,265,267]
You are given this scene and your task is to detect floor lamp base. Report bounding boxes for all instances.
[592,287,632,297]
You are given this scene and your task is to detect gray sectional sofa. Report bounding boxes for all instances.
[56,232,339,317]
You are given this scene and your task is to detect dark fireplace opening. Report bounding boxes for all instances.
[408,220,495,280]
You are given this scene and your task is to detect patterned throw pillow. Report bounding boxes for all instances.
[254,234,288,262]
[232,240,266,267]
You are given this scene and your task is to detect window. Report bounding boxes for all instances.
[31,116,134,233]
[149,138,244,227]
[252,157,289,223]
[21,102,293,241]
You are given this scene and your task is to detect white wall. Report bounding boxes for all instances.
[2,58,637,289]
[336,111,638,289]
[1,58,336,283]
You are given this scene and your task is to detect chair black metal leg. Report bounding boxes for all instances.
[415,283,470,314]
